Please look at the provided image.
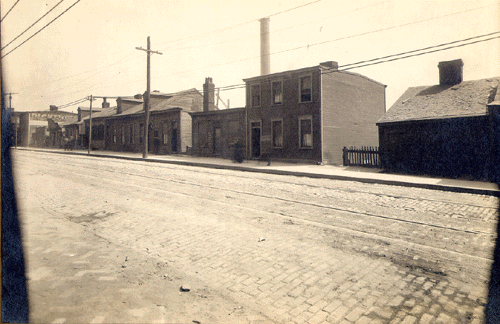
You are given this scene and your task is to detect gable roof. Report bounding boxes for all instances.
[243,64,385,87]
[378,78,499,124]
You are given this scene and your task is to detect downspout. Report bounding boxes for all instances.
[320,69,324,165]
[245,101,249,159]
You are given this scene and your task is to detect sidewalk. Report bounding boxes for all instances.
[14,147,499,196]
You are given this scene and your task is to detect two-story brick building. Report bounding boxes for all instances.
[244,61,386,165]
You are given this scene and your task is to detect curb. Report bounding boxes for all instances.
[14,147,500,197]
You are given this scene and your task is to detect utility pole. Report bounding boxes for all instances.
[136,36,162,158]
[87,95,94,155]
[3,92,19,147]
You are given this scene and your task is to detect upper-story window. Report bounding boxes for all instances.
[299,75,312,102]
[272,81,283,105]
[251,84,261,107]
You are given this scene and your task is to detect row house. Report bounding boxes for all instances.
[74,89,204,154]
[244,61,386,165]
[190,78,246,159]
[52,63,386,165]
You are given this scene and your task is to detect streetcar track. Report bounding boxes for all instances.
[59,162,497,264]
[15,156,496,262]
[16,157,496,237]
[14,150,498,210]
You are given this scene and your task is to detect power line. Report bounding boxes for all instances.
[262,3,498,59]
[155,0,323,49]
[338,35,500,73]
[56,96,88,109]
[2,0,65,50]
[1,0,81,58]
[19,52,141,94]
[46,30,500,103]
[339,31,500,70]
[205,33,500,93]
[41,30,500,111]
[163,0,389,53]
[1,0,20,22]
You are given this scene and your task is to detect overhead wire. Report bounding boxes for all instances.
[203,32,500,93]
[164,0,389,53]
[155,0,323,49]
[2,0,65,50]
[45,30,500,108]
[1,0,81,58]
[16,1,498,107]
[1,0,20,22]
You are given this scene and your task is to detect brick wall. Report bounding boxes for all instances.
[246,68,322,163]
[191,108,246,159]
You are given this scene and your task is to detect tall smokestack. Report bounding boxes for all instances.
[260,17,270,76]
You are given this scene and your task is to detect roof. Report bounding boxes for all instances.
[55,116,79,126]
[150,89,202,113]
[189,107,245,117]
[377,78,499,124]
[112,89,202,118]
[243,64,385,87]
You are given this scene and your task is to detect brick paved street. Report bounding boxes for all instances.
[12,150,498,323]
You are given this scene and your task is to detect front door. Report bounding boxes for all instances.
[251,122,261,158]
[213,127,222,156]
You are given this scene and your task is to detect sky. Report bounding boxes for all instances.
[1,0,499,113]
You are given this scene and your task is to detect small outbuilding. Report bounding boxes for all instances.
[377,59,500,180]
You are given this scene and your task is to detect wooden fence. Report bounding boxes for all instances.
[343,146,381,168]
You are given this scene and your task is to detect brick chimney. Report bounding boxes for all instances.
[102,98,110,108]
[50,105,58,112]
[116,98,123,114]
[203,77,215,112]
[320,61,338,69]
[438,59,463,86]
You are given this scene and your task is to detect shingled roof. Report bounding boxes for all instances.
[377,77,499,124]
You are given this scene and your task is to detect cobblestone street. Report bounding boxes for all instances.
[12,150,499,323]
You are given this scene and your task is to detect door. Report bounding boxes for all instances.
[171,121,179,153]
[213,127,222,156]
[251,122,261,158]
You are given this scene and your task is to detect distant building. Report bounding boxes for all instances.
[12,105,77,147]
[377,59,500,180]
[244,61,386,165]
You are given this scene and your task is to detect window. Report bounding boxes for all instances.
[272,120,283,148]
[129,124,134,144]
[163,123,168,144]
[251,84,261,107]
[113,128,117,143]
[121,125,126,144]
[139,124,144,144]
[299,76,312,102]
[299,116,312,148]
[272,81,283,105]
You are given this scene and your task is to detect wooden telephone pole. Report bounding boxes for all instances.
[3,92,19,147]
[136,37,162,158]
[87,95,94,154]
